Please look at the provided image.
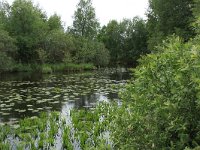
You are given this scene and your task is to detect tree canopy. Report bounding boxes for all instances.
[0,0,198,71]
[69,0,99,39]
[147,0,195,50]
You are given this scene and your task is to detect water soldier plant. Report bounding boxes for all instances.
[0,109,113,150]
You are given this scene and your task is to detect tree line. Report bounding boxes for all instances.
[0,0,196,72]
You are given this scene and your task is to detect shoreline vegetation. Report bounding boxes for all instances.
[0,63,96,74]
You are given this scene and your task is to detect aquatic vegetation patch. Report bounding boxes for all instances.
[0,106,114,149]
[0,112,60,149]
[68,104,112,149]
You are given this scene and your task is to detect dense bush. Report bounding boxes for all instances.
[107,36,200,149]
[0,29,17,58]
[0,29,16,72]
[45,30,73,63]
[73,37,110,67]
[0,52,14,72]
[93,42,110,67]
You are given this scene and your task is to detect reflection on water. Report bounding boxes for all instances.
[0,69,130,124]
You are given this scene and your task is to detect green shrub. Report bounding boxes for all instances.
[0,52,14,72]
[109,36,200,149]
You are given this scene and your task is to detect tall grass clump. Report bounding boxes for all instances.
[13,63,33,72]
[51,63,96,72]
[41,64,52,74]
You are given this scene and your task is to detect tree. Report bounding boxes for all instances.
[48,14,63,31]
[70,0,99,39]
[0,29,17,58]
[0,28,17,72]
[147,0,195,50]
[192,0,200,34]
[73,37,96,63]
[93,42,109,67]
[121,17,149,66]
[8,0,48,63]
[45,30,74,63]
[0,0,10,29]
[98,18,148,67]
[98,20,122,66]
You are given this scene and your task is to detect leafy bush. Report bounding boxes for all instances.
[0,29,17,58]
[108,36,200,149]
[72,37,110,67]
[94,42,110,67]
[0,52,14,72]
[45,30,73,63]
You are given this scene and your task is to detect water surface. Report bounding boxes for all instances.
[0,69,130,124]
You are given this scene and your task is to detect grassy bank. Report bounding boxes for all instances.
[10,63,96,74]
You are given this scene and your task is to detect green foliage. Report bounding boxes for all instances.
[147,0,195,50]
[0,29,17,58]
[0,112,60,149]
[41,63,95,72]
[192,0,200,34]
[13,63,45,72]
[0,1,10,30]
[0,28,16,72]
[0,0,108,69]
[94,42,110,67]
[98,17,148,66]
[98,20,121,65]
[8,0,48,63]
[72,37,110,67]
[104,36,200,149]
[0,52,14,72]
[70,0,100,39]
[63,126,73,149]
[45,30,73,63]
[70,108,111,149]
[41,64,52,74]
[35,48,47,64]
[73,37,96,63]
[48,13,63,31]
[122,17,149,66]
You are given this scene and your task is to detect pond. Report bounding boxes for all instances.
[0,69,130,124]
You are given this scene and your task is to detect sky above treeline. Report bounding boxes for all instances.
[6,0,149,27]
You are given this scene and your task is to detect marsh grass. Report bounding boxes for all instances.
[10,63,95,74]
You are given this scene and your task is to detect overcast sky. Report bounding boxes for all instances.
[7,0,149,27]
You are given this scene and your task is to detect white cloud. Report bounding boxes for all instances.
[6,0,148,27]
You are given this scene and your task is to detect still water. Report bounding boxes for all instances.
[0,69,130,124]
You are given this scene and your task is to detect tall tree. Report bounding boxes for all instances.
[122,17,149,66]
[0,0,10,29]
[98,20,122,65]
[8,0,48,63]
[70,0,99,39]
[48,14,63,31]
[147,0,195,50]
[98,18,148,66]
